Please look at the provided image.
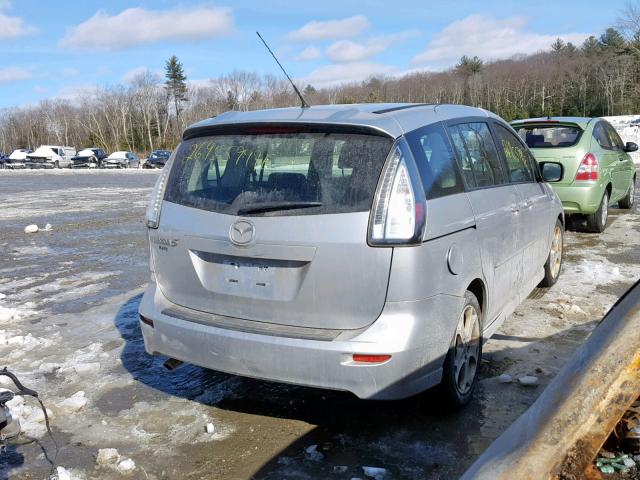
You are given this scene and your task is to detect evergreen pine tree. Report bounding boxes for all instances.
[165,55,188,131]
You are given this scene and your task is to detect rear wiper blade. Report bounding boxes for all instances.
[237,201,322,215]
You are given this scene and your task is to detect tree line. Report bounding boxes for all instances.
[2,5,640,155]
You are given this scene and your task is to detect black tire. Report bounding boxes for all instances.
[586,190,609,233]
[539,219,563,287]
[439,291,482,409]
[619,176,635,209]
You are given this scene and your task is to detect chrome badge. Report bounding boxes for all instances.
[229,219,255,246]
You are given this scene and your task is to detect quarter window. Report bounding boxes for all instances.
[593,123,612,149]
[447,122,506,188]
[494,124,536,183]
[604,123,624,150]
[405,123,464,198]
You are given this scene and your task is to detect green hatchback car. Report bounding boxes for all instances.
[511,117,637,232]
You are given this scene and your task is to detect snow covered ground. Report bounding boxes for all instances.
[0,170,639,479]
[604,115,640,164]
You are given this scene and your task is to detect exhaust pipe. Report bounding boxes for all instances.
[163,358,184,371]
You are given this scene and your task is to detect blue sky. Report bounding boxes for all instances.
[0,0,628,108]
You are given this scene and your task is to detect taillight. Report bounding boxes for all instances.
[575,153,599,181]
[145,152,175,228]
[369,139,426,245]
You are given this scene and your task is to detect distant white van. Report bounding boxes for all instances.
[26,145,77,169]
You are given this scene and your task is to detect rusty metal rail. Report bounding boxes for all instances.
[461,280,640,480]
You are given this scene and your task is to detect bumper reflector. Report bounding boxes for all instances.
[139,314,154,328]
[352,354,392,364]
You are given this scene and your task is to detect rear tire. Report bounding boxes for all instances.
[619,177,635,209]
[586,191,608,233]
[539,219,563,287]
[439,291,482,409]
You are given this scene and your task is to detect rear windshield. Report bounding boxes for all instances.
[514,125,583,148]
[164,130,393,216]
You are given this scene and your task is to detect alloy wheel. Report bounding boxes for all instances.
[453,305,481,396]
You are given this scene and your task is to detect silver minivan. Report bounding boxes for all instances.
[139,103,565,407]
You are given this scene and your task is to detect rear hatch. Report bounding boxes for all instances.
[153,125,395,331]
[512,121,587,184]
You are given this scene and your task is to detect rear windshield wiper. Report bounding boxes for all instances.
[236,201,323,215]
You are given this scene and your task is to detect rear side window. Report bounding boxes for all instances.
[447,122,506,189]
[604,123,625,150]
[164,130,393,216]
[515,125,582,148]
[405,123,464,198]
[593,123,612,149]
[494,124,536,183]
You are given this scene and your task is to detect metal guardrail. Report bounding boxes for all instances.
[461,280,640,480]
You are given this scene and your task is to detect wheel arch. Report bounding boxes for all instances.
[466,278,486,315]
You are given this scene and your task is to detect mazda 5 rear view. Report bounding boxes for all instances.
[139,103,564,407]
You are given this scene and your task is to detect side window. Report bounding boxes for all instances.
[604,123,624,150]
[405,123,464,198]
[593,123,612,150]
[447,122,506,189]
[494,124,535,183]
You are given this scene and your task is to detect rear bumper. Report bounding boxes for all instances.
[138,282,463,400]
[551,182,605,214]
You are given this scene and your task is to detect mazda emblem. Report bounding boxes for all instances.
[229,219,255,246]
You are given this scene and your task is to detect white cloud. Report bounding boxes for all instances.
[296,46,322,61]
[287,15,370,42]
[0,66,32,83]
[301,61,397,88]
[122,66,162,84]
[60,6,234,51]
[0,1,37,39]
[33,85,48,94]
[412,14,589,68]
[326,32,418,63]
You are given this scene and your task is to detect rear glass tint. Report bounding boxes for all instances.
[406,123,464,198]
[514,125,582,148]
[164,131,393,216]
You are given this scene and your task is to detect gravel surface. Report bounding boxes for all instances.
[1,170,639,480]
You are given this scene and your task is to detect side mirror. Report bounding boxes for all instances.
[540,162,563,183]
[624,142,638,153]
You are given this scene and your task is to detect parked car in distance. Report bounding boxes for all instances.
[26,145,76,169]
[511,117,637,232]
[139,103,565,408]
[102,151,140,169]
[72,148,107,168]
[3,149,32,169]
[143,150,172,169]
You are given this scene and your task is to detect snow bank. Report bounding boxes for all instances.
[604,115,640,164]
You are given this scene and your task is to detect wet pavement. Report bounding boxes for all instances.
[0,170,639,480]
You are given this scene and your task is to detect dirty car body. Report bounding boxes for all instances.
[139,103,564,401]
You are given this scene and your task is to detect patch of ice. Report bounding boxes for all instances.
[73,362,101,375]
[24,224,38,234]
[116,458,136,473]
[58,391,87,412]
[96,448,120,466]
[55,466,84,480]
[305,444,324,461]
[2,390,53,438]
[497,374,513,383]
[362,467,388,480]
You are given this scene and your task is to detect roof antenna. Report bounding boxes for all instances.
[256,31,310,109]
